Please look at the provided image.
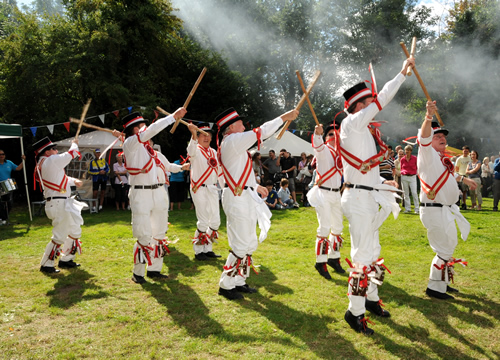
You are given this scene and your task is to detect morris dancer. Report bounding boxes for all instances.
[340,57,414,335]
[307,123,345,280]
[115,109,186,284]
[35,137,85,273]
[417,101,476,300]
[216,107,299,300]
[187,123,222,261]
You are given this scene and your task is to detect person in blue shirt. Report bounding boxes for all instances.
[168,158,187,210]
[0,149,25,221]
[264,180,279,209]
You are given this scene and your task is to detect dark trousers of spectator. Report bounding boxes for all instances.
[481,176,492,198]
[0,193,13,220]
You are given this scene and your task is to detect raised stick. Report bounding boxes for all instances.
[156,106,209,136]
[74,98,92,139]
[296,70,320,126]
[276,70,321,140]
[407,37,417,76]
[170,67,207,134]
[400,42,444,126]
[69,117,114,133]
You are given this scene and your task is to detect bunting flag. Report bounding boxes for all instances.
[47,125,54,134]
[127,106,133,113]
[30,127,37,136]
[99,114,105,124]
[63,122,70,132]
[153,110,159,121]
[112,110,120,117]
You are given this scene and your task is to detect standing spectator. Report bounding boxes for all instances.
[262,150,280,184]
[113,153,129,211]
[455,146,471,210]
[466,150,482,210]
[117,109,187,284]
[252,152,264,180]
[88,148,109,211]
[307,123,345,280]
[277,149,298,206]
[481,157,492,198]
[34,137,84,273]
[216,107,298,300]
[264,180,279,210]
[380,145,395,181]
[493,156,500,211]
[400,145,419,214]
[277,178,295,209]
[187,123,222,261]
[339,56,415,335]
[417,101,477,300]
[0,149,25,222]
[394,149,404,204]
[168,159,187,211]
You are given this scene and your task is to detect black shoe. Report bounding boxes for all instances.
[218,287,244,300]
[315,262,332,280]
[493,207,498,211]
[327,258,346,274]
[195,253,209,261]
[426,288,454,300]
[205,251,222,258]
[147,271,168,279]
[344,310,374,335]
[235,284,257,293]
[131,274,146,284]
[40,266,60,274]
[446,285,459,293]
[366,299,391,317]
[461,203,467,210]
[58,260,81,268]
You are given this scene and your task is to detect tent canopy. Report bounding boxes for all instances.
[249,131,313,157]
[0,123,22,138]
[54,130,123,150]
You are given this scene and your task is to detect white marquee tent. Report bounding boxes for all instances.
[249,130,313,157]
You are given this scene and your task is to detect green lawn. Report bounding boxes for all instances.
[0,197,498,359]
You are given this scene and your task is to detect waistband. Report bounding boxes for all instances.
[421,203,443,208]
[133,184,161,190]
[224,184,254,192]
[319,185,340,192]
[46,197,68,201]
[345,183,377,192]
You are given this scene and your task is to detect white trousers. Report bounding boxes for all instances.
[191,186,220,254]
[219,189,258,290]
[341,189,381,316]
[314,190,343,262]
[401,175,419,212]
[130,187,169,276]
[40,198,83,267]
[420,207,458,293]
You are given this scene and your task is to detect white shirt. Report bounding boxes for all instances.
[312,134,342,188]
[187,139,219,186]
[40,142,79,198]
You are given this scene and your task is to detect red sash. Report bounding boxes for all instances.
[339,125,387,174]
[419,156,454,200]
[315,144,343,186]
[191,145,218,193]
[219,151,253,196]
[34,157,69,193]
[125,133,158,176]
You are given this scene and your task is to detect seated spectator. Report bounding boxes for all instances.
[264,180,279,210]
[277,178,297,209]
[380,146,395,181]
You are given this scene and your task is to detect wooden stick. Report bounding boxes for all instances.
[156,106,209,136]
[74,98,92,139]
[400,42,444,126]
[407,37,417,76]
[296,70,320,126]
[171,67,207,134]
[69,117,114,133]
[276,70,321,140]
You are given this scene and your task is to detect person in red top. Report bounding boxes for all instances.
[400,145,419,213]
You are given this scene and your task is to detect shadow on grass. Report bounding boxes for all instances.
[377,281,495,359]
[46,268,109,309]
[168,248,224,277]
[239,265,367,359]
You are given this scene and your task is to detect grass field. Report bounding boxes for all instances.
[0,196,498,359]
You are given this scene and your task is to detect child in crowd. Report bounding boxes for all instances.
[278,178,298,209]
[264,180,279,209]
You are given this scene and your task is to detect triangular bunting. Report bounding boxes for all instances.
[154,110,159,121]
[113,110,120,117]
[99,114,105,124]
[30,127,37,137]
[64,122,70,132]
[47,125,54,134]
[127,106,133,113]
